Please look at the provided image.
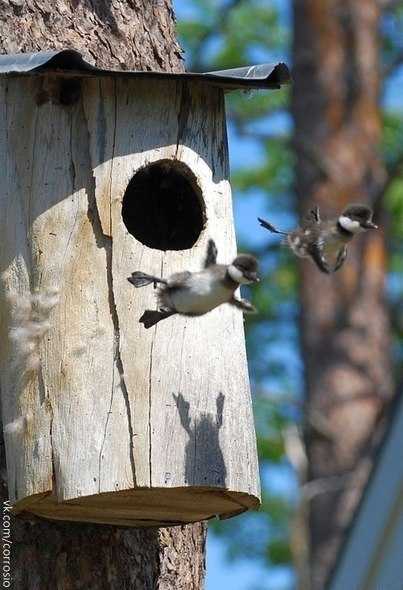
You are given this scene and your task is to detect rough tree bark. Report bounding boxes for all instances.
[0,2,207,589]
[292,1,392,588]
[0,0,183,72]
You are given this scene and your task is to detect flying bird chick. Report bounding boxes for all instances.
[258,204,377,274]
[128,239,259,329]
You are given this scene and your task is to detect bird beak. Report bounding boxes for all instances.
[246,272,260,283]
[362,220,378,229]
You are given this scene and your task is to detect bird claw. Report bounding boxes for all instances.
[241,299,257,313]
[333,247,347,272]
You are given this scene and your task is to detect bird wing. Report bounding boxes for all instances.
[308,224,348,273]
[301,210,321,230]
[306,206,321,223]
[204,239,218,268]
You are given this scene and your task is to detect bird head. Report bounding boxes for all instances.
[338,204,378,233]
[228,254,260,284]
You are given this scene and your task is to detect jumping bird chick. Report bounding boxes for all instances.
[128,239,259,328]
[258,204,377,274]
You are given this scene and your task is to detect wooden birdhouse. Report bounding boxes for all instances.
[0,50,290,526]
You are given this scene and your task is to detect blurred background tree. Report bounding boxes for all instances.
[175,1,403,589]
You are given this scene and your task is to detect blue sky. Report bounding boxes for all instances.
[207,535,294,590]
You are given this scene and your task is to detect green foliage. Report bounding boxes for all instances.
[386,178,403,250]
[209,488,293,563]
[267,538,293,565]
[257,434,284,463]
[381,5,403,72]
[228,90,289,123]
[382,112,403,166]
[177,0,287,70]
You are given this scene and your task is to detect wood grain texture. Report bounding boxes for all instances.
[0,74,260,525]
[0,77,54,503]
[0,3,209,588]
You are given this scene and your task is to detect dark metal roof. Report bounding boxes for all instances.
[0,50,290,90]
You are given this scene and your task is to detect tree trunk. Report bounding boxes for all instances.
[292,1,392,588]
[0,0,184,72]
[0,2,207,589]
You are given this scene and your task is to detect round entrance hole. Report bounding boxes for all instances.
[122,160,205,251]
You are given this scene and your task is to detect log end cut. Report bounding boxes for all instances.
[13,487,260,527]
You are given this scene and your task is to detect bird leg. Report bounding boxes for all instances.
[139,309,177,329]
[308,243,332,274]
[229,296,257,314]
[333,246,347,272]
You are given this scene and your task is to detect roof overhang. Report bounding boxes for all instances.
[327,394,403,590]
[0,49,291,91]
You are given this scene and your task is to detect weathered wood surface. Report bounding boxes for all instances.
[0,74,260,525]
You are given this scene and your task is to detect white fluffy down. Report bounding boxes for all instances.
[338,216,364,234]
[228,264,251,284]
[8,288,59,378]
[169,272,230,314]
[4,415,30,435]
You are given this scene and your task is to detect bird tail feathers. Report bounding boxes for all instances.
[128,272,161,288]
[257,217,288,236]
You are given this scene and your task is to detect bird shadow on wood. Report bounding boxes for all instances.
[173,392,226,487]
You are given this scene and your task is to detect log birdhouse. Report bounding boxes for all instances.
[0,50,290,526]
